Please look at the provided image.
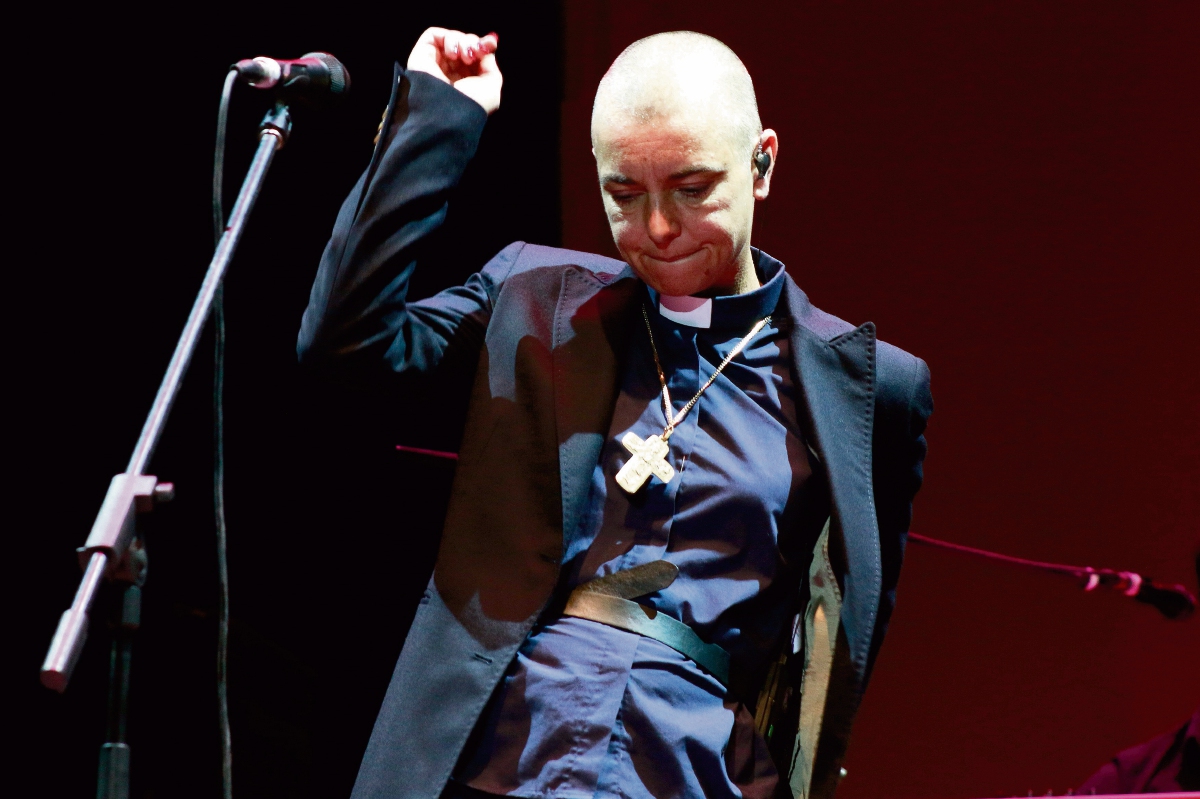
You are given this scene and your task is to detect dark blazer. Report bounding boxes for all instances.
[299,67,932,799]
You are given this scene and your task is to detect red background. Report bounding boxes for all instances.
[561,3,1199,796]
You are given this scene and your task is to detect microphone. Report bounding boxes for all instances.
[1128,575,1196,620]
[1075,566,1197,620]
[233,52,350,105]
[908,533,1197,621]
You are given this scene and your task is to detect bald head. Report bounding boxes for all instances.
[592,31,761,150]
[590,32,777,298]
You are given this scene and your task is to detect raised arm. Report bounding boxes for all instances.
[297,29,511,376]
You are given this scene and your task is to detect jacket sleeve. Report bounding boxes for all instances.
[865,349,933,684]
[297,66,521,376]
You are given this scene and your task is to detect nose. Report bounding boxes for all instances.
[645,198,680,249]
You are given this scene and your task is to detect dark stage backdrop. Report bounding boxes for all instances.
[558,2,1199,797]
[17,6,561,799]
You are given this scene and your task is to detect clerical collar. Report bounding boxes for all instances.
[646,249,786,330]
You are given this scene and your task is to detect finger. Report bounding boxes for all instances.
[477,51,501,78]
[418,26,448,54]
[442,30,465,61]
[460,34,482,65]
[480,32,499,55]
[408,27,451,78]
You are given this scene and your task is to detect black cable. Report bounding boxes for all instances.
[212,66,237,799]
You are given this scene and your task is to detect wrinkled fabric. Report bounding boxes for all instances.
[458,255,829,798]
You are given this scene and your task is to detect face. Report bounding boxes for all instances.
[593,111,774,296]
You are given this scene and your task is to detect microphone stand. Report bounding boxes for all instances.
[908,532,1197,620]
[40,100,293,799]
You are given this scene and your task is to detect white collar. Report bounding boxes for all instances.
[657,295,713,328]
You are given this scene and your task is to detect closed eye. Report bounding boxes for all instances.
[607,189,644,205]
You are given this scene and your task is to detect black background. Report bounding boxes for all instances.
[17,6,561,797]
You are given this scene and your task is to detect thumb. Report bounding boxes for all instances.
[477,51,501,77]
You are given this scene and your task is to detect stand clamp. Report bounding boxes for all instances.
[42,474,173,692]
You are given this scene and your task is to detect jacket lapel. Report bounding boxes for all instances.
[551,267,639,547]
[784,279,881,681]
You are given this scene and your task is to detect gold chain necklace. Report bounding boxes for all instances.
[615,305,772,493]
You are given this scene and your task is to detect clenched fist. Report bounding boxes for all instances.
[407,28,502,114]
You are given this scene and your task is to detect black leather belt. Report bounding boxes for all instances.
[562,561,731,689]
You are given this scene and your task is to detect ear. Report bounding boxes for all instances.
[753,129,779,200]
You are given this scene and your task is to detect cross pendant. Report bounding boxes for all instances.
[615,431,676,493]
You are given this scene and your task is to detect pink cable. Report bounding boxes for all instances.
[394,444,459,460]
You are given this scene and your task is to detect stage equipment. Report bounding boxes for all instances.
[233,52,350,106]
[753,147,771,178]
[908,532,1196,620]
[40,53,349,799]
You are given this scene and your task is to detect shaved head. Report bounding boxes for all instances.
[592,31,762,150]
[590,32,777,298]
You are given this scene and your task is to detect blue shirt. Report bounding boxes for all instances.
[456,253,829,798]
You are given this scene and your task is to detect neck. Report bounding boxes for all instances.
[697,246,760,297]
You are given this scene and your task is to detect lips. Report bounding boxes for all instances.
[645,249,702,265]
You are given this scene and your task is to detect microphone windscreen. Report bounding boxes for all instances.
[1135,580,1197,620]
[304,52,350,96]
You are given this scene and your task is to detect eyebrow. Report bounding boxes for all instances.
[601,166,725,186]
